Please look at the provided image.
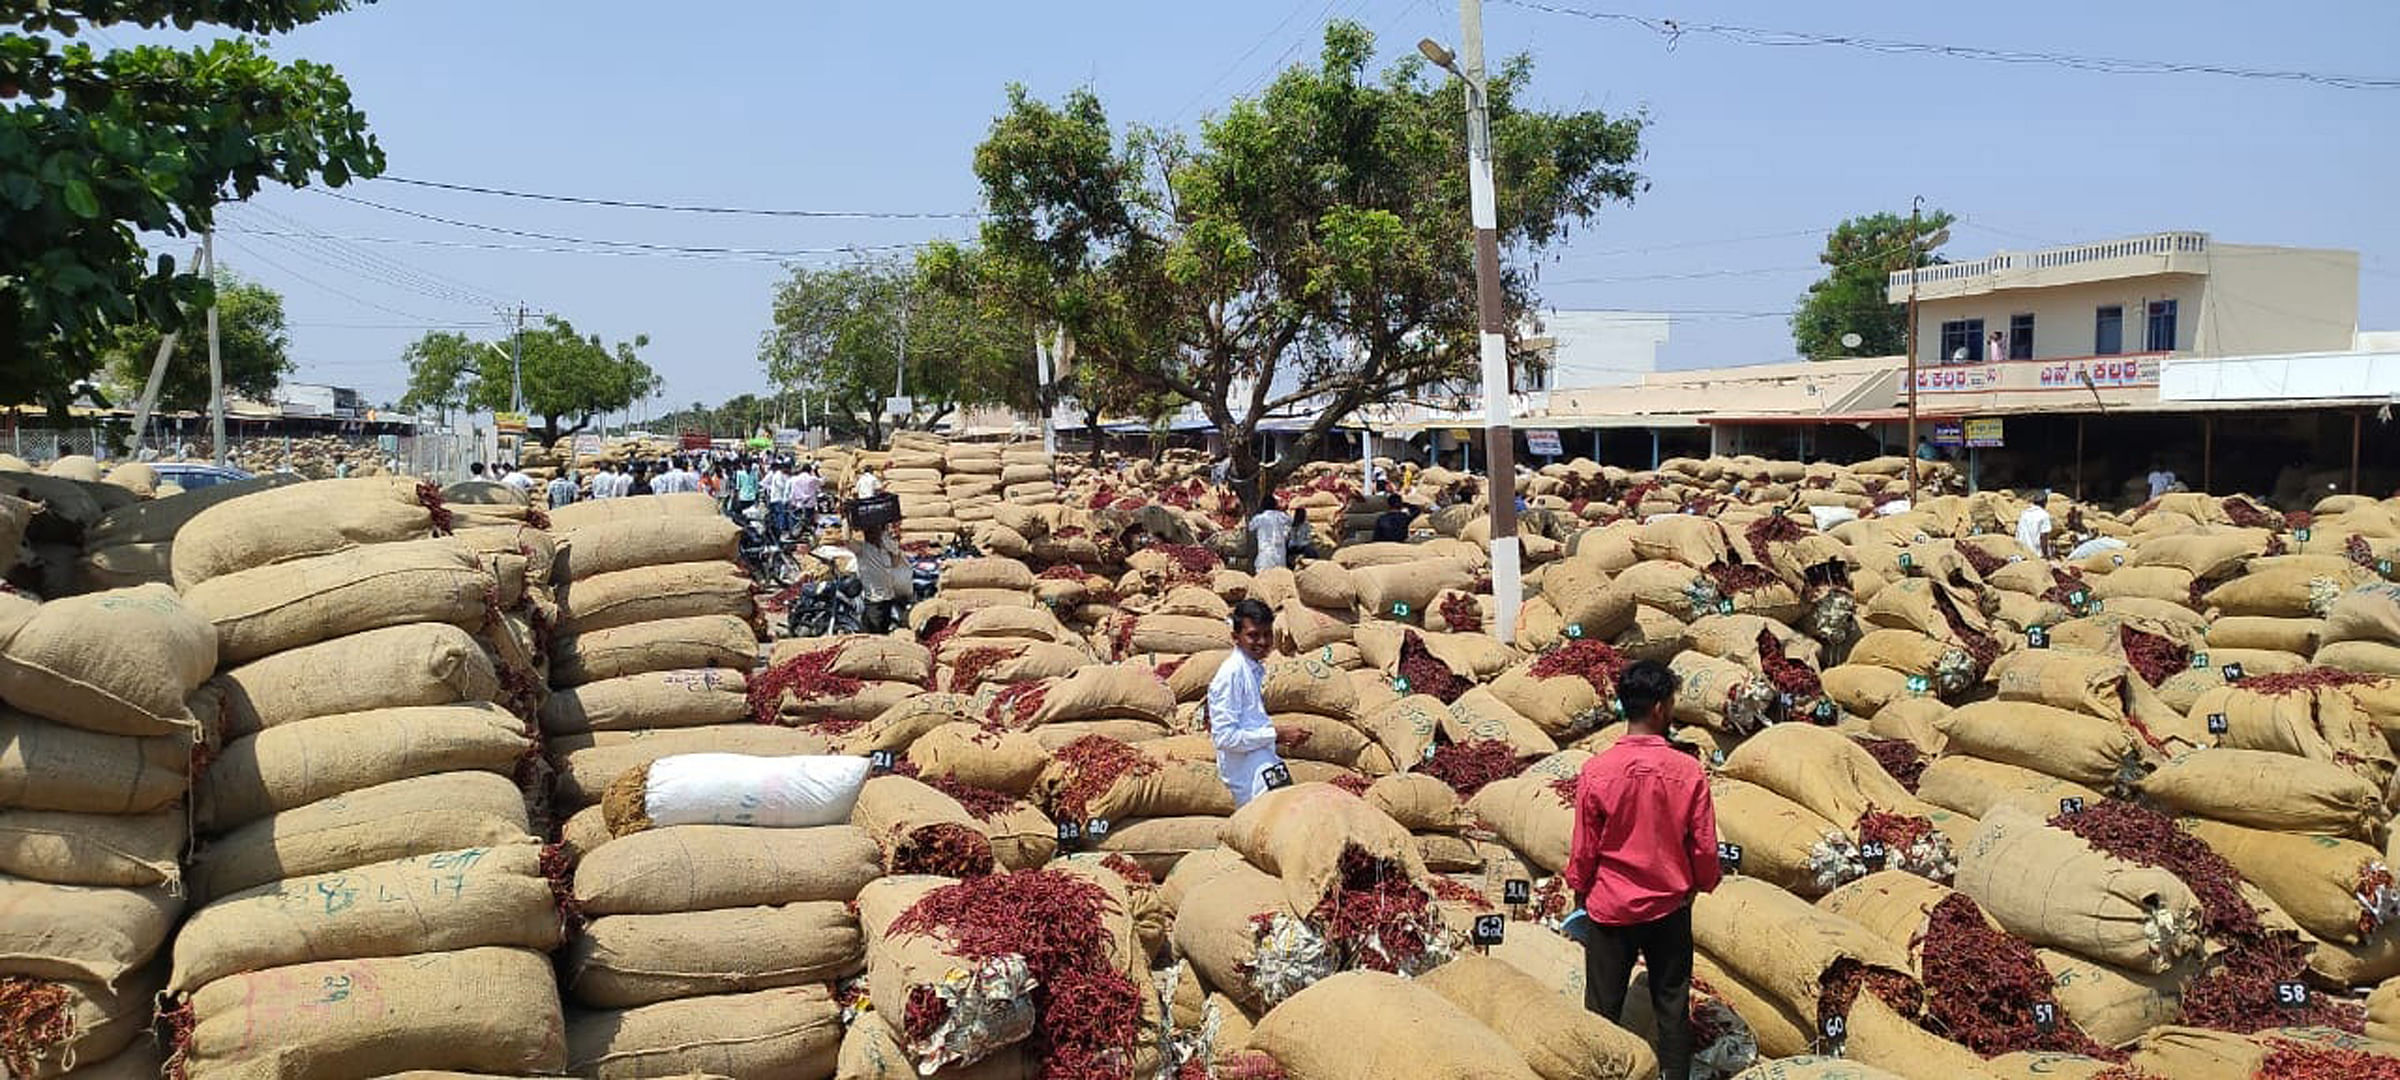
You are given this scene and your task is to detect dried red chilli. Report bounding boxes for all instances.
[1854,737,1928,792]
[1621,479,1663,512]
[2221,497,2280,530]
[538,842,585,936]
[1396,631,1468,704]
[988,682,1051,730]
[2041,566,2090,608]
[2256,1038,2400,1079]
[1039,563,1091,581]
[1755,629,1823,699]
[1817,958,1926,1041]
[0,977,73,1079]
[902,983,952,1044]
[919,617,962,654]
[1328,771,1374,797]
[1152,655,1191,683]
[1706,560,1782,595]
[2241,667,2391,696]
[160,995,197,1080]
[1417,739,1532,799]
[1108,615,1139,661]
[2118,625,2191,689]
[1098,853,1154,886]
[1438,592,1483,633]
[1931,586,2001,670]
[1275,725,1312,751]
[1212,1050,1288,1080]
[946,647,1014,693]
[892,822,998,878]
[1426,875,1494,910]
[2180,930,2364,1034]
[2350,534,2378,570]
[1530,640,1632,696]
[917,775,1022,822]
[1956,542,2007,579]
[1529,876,1572,922]
[1915,893,2120,1058]
[2048,800,2261,941]
[416,481,453,535]
[1054,526,1090,540]
[2286,510,2315,530]
[1149,543,1221,585]
[1048,736,1158,822]
[1744,513,1809,566]
[1855,809,1935,853]
[1547,774,1581,806]
[887,870,1142,1080]
[1311,846,1442,973]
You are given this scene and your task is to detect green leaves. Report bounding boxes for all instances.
[1790,208,1956,360]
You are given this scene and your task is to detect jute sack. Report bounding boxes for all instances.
[1352,559,1478,621]
[1066,755,1239,822]
[1366,773,1468,832]
[0,806,182,887]
[1711,778,1861,899]
[169,840,560,994]
[1221,783,1430,914]
[550,614,759,687]
[214,622,501,740]
[941,557,1036,592]
[1248,969,1542,1080]
[1418,953,1660,1080]
[2183,817,2397,944]
[1261,654,1360,720]
[451,522,556,584]
[82,473,299,550]
[548,513,739,583]
[2319,639,2400,675]
[537,668,749,736]
[76,541,173,590]
[2204,564,2370,619]
[1487,660,1613,739]
[181,539,494,664]
[548,725,830,809]
[5,967,163,1080]
[1822,664,1911,718]
[2374,979,2400,1044]
[948,604,1080,647]
[196,703,530,830]
[0,712,187,815]
[2124,1026,2400,1080]
[1915,756,2102,823]
[2132,531,2268,579]
[574,824,883,917]
[1867,698,1953,756]
[1443,687,1561,757]
[555,560,754,635]
[894,724,1042,795]
[180,946,567,1079]
[1092,816,1229,882]
[1542,558,1638,641]
[1631,515,1735,569]
[1363,694,1448,768]
[1729,1061,1905,1080]
[1672,652,1775,734]
[1690,877,1917,1025]
[1266,712,1375,769]
[0,584,215,737]
[564,900,861,1008]
[1940,702,2139,788]
[1847,629,1978,695]
[1721,723,1959,841]
[2137,748,2383,839]
[1953,805,2202,973]
[2206,616,2325,655]
[850,775,997,876]
[2196,684,2397,791]
[2326,581,2400,645]
[1127,613,1233,656]
[1613,559,1722,620]
[1279,599,1357,653]
[2035,948,2186,1048]
[187,770,534,903]
[1989,650,2130,723]
[979,800,1059,872]
[1027,665,1177,725]
[1294,561,1358,609]
[764,634,936,685]
[1466,774,1577,873]
[543,490,722,534]
[833,693,982,757]
[0,877,176,983]
[170,476,439,589]
[768,680,918,730]
[836,1011,1032,1080]
[2089,565,2197,605]
[948,641,1092,694]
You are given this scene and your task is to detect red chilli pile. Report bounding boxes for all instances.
[747,645,865,726]
[888,870,1145,1080]
[1531,640,1632,697]
[1395,632,1468,704]
[1916,894,2119,1059]
[1047,736,1157,822]
[1415,739,1532,798]
[1311,846,1444,975]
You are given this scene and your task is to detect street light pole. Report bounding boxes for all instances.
[1424,0,1520,645]
[1905,196,1922,505]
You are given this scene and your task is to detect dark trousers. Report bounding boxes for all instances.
[1583,904,1695,1080]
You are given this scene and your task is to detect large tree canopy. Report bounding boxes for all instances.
[0,1,382,411]
[98,269,291,410]
[758,253,1034,449]
[1790,208,1956,361]
[398,316,658,444]
[970,21,1644,503]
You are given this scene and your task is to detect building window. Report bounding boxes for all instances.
[2095,306,2123,355]
[2146,299,2178,351]
[2008,314,2035,360]
[1938,318,1984,366]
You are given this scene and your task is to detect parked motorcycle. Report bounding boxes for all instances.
[785,544,867,638]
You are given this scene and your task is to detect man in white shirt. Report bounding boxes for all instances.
[500,463,534,494]
[1247,495,1293,573]
[2015,502,2054,558]
[764,462,794,535]
[855,467,881,500]
[2147,462,2179,500]
[1206,599,1287,807]
[546,470,578,509]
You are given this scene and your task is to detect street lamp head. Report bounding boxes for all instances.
[1417,38,1459,73]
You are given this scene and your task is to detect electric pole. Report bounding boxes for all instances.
[204,230,226,467]
[1905,196,1922,505]
[510,303,525,415]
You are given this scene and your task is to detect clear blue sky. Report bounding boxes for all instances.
[170,0,2400,413]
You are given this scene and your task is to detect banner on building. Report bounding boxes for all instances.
[1964,418,2004,448]
[1932,421,1965,447]
[1525,428,1563,456]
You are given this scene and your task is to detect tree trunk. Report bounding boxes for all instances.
[1083,404,1103,469]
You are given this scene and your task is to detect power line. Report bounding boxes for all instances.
[232,202,512,309]
[216,235,455,324]
[221,206,505,312]
[366,175,982,219]
[315,190,950,259]
[217,227,931,263]
[1492,0,2400,91]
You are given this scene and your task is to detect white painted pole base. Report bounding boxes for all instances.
[1489,535,1522,646]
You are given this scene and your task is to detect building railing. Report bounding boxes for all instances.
[1889,231,2209,289]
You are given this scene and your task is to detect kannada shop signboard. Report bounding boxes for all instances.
[1915,354,2162,394]
[1932,421,1964,447]
[1964,417,2004,448]
[1525,429,1563,456]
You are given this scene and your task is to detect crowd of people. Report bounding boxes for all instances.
[467,453,835,538]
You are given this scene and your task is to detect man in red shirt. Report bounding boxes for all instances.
[1563,659,1720,1080]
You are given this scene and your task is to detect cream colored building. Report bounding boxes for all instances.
[1886,231,2358,375]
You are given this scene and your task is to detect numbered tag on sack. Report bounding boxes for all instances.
[1718,842,1744,874]
[1906,675,1931,696]
[2058,796,2086,816]
[1392,602,1412,618]
[1056,820,1084,848]
[1716,598,1736,616]
[867,750,897,774]
[2027,626,2049,649]
[1260,762,1294,791]
[1471,914,1506,948]
[2207,712,2230,736]
[1320,645,1335,664]
[2191,652,2210,670]
[2296,527,2313,543]
[1393,676,1412,695]
[1813,699,1837,722]
[2275,981,2311,1009]
[1084,818,1112,843]
[2068,589,2089,608]
[1778,691,1797,712]
[1503,879,1532,906]
[2221,663,2247,683]
[1898,552,1914,570]
[1565,623,1585,639]
[1859,841,1888,870]
[2382,559,2395,577]
[1820,1014,1848,1055]
[2032,1002,2059,1033]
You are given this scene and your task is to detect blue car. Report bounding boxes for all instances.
[149,463,255,491]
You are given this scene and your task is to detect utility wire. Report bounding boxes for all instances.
[217,227,933,263]
[366,175,982,219]
[1493,0,2400,91]
[315,190,946,258]
[232,202,512,309]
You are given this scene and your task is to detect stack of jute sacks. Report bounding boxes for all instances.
[0,586,215,1080]
[162,477,568,1077]
[73,473,299,591]
[541,491,801,860]
[884,430,962,548]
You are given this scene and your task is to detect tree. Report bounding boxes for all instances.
[758,254,1033,449]
[1790,209,1956,361]
[1,2,383,413]
[969,23,1644,507]
[99,270,292,411]
[397,316,659,443]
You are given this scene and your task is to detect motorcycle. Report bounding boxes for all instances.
[735,504,801,588]
[786,544,868,638]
